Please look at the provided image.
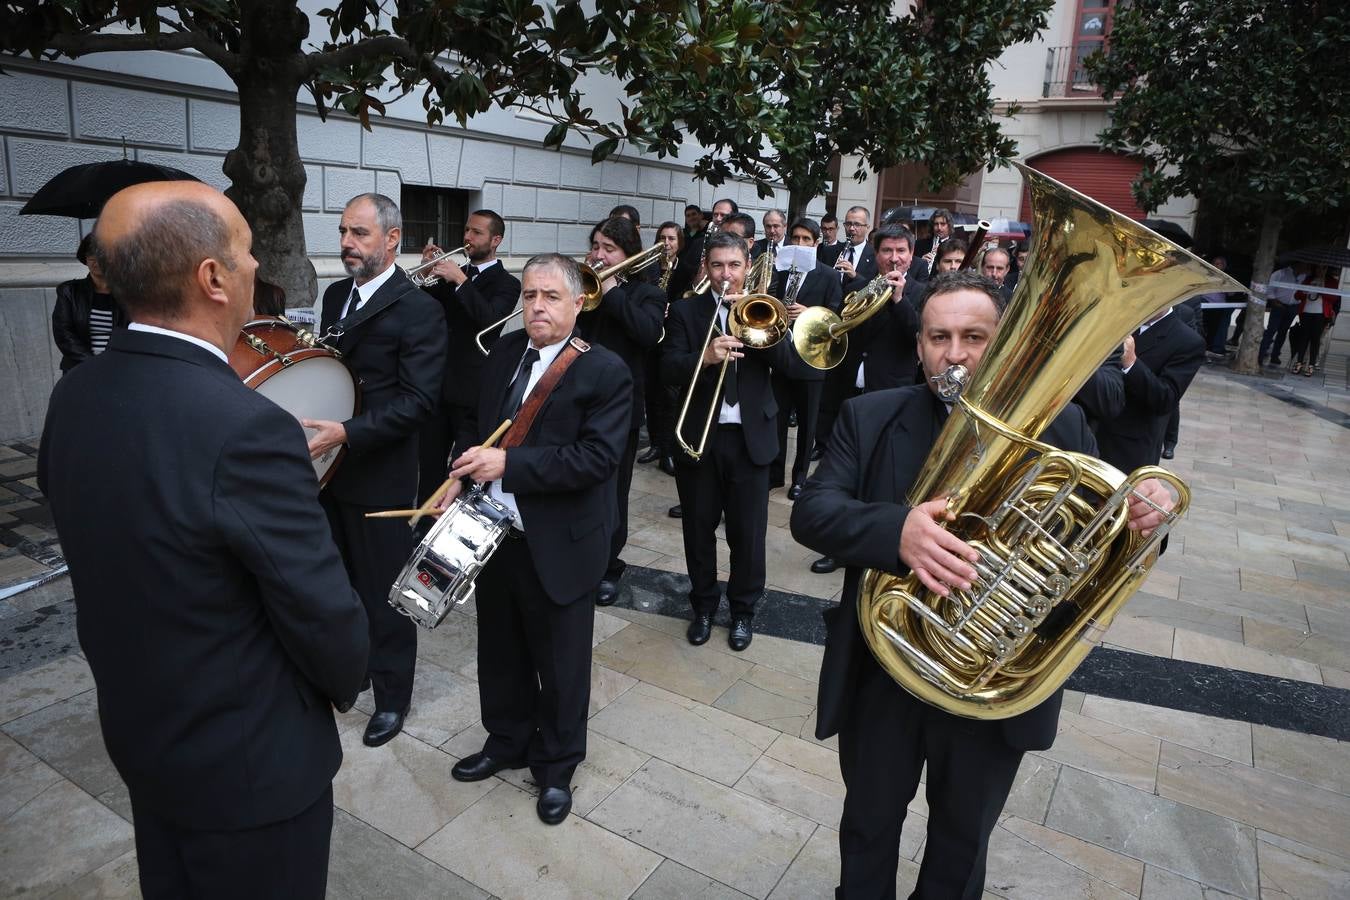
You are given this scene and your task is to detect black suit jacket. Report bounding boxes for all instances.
[819,242,879,294]
[771,263,843,383]
[38,330,369,830]
[661,290,797,466]
[860,278,925,391]
[425,261,522,410]
[577,279,665,429]
[791,384,1098,751]
[320,267,448,507]
[1096,312,1205,473]
[750,238,783,260]
[456,331,632,605]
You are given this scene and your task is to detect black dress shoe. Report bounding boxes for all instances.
[687,612,713,645]
[788,411,798,428]
[1161,446,1175,460]
[637,446,661,464]
[451,751,525,782]
[537,786,573,825]
[596,579,619,607]
[810,446,824,462]
[810,556,839,574]
[668,504,683,519]
[787,483,803,501]
[362,708,409,747]
[659,455,677,476]
[728,616,753,651]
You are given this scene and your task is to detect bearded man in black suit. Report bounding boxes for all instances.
[791,271,1173,898]
[441,254,631,826]
[40,181,369,898]
[309,192,447,748]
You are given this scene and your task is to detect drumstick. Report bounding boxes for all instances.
[405,417,514,527]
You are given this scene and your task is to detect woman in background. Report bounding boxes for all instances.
[53,233,126,373]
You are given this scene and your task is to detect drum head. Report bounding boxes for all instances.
[253,356,357,482]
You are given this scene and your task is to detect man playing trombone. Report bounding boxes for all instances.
[662,232,798,651]
[579,217,667,607]
[417,210,521,504]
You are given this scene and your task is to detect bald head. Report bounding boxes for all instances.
[94,181,254,325]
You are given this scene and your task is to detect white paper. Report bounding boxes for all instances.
[775,244,816,272]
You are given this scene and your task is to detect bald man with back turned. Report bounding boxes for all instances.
[38,181,368,899]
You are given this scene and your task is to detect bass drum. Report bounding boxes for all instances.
[229,317,359,486]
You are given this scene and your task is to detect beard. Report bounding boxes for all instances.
[342,251,385,281]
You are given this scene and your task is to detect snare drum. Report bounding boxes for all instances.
[388,487,515,628]
[229,317,359,486]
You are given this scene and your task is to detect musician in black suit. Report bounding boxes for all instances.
[309,193,447,747]
[580,216,666,606]
[750,208,787,260]
[443,254,631,826]
[662,233,797,651]
[819,205,878,293]
[791,271,1173,898]
[769,217,843,497]
[39,182,369,898]
[417,209,522,503]
[1096,305,1206,474]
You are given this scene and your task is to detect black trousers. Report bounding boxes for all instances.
[818,365,862,453]
[643,351,674,455]
[133,786,333,900]
[475,534,594,789]
[674,424,768,619]
[1164,404,1180,449]
[607,428,640,581]
[837,659,1023,900]
[771,373,822,487]
[417,401,469,505]
[321,493,417,712]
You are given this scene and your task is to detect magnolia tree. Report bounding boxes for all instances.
[1088,0,1350,374]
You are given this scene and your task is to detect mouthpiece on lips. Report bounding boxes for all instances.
[930,365,969,402]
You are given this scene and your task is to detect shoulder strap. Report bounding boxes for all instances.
[501,337,591,449]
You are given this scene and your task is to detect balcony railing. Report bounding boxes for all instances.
[1042,45,1102,99]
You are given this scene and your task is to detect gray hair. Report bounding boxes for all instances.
[763,208,787,224]
[346,192,402,233]
[95,198,233,321]
[845,205,871,223]
[523,253,583,299]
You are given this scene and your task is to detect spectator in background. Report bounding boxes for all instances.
[1290,264,1340,377]
[981,247,1013,303]
[1259,263,1303,367]
[609,204,641,228]
[1199,254,1236,361]
[53,233,127,373]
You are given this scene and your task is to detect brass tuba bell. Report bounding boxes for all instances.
[857,164,1244,720]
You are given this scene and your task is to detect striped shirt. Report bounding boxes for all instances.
[89,293,116,354]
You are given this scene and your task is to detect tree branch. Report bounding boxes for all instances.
[48,27,238,75]
[303,35,421,77]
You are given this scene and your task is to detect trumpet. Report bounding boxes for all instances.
[407,244,472,288]
[473,244,667,355]
[674,280,790,460]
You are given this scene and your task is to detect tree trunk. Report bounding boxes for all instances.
[1232,206,1283,375]
[223,3,315,315]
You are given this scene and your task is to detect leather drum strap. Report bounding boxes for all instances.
[500,337,590,449]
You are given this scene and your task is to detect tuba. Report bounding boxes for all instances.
[857,164,1244,720]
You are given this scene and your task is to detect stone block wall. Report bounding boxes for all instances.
[0,63,823,442]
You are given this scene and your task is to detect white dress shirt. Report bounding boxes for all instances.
[127,322,229,364]
[714,296,743,425]
[488,335,570,530]
[341,260,399,318]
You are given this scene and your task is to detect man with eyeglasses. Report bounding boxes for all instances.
[820,206,877,294]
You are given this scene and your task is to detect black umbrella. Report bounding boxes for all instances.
[1277,246,1350,269]
[19,159,202,219]
[1140,218,1193,248]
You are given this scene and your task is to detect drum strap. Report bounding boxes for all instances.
[501,336,591,449]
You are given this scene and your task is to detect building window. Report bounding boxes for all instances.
[1069,0,1126,91]
[400,185,469,254]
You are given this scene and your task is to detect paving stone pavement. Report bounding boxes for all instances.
[2,361,1348,899]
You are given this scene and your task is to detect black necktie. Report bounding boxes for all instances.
[843,246,855,263]
[501,348,540,418]
[462,264,479,280]
[718,305,739,407]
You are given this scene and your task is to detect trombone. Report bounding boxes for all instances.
[407,244,472,288]
[473,243,667,355]
[791,270,896,370]
[674,281,791,460]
